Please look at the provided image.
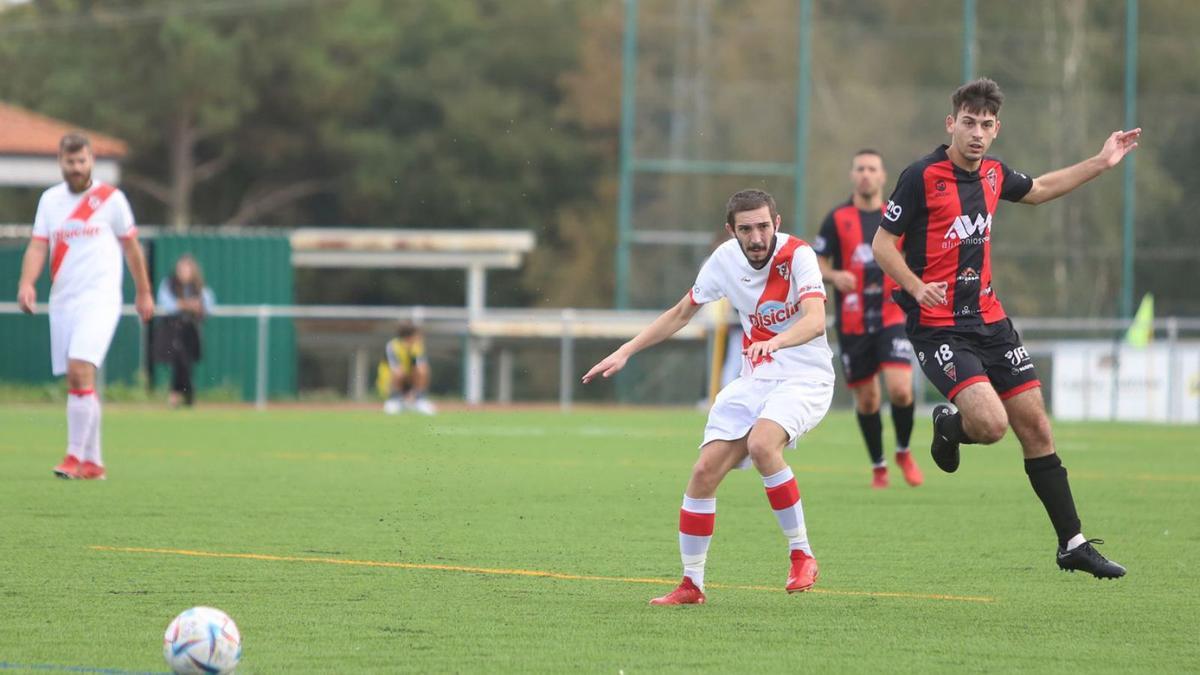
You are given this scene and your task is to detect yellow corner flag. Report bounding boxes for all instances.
[1125,293,1154,348]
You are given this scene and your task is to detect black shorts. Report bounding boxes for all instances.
[906,318,1041,402]
[837,324,914,388]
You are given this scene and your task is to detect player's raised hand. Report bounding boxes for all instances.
[913,281,947,308]
[581,349,629,384]
[135,291,155,323]
[17,284,37,314]
[1098,128,1141,168]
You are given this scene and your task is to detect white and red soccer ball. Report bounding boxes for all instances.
[163,606,241,674]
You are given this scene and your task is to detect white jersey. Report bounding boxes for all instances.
[690,233,835,382]
[32,181,137,307]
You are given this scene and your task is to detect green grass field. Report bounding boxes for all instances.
[1,404,1197,673]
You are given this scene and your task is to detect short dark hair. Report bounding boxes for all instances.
[396,322,420,339]
[852,148,883,165]
[951,78,1004,117]
[59,132,91,155]
[725,189,778,227]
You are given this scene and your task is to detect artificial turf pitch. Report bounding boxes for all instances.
[1,404,1197,673]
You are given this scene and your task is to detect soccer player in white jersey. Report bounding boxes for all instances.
[16,133,155,480]
[583,189,835,604]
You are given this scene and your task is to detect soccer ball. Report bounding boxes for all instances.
[163,606,241,674]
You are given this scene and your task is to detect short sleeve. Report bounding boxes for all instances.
[880,166,923,236]
[110,191,137,239]
[792,246,826,302]
[999,162,1033,202]
[812,211,838,260]
[32,193,50,240]
[689,252,726,305]
[156,278,179,314]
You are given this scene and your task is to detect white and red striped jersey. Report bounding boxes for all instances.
[32,181,137,307]
[690,233,834,382]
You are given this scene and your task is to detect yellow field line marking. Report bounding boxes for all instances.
[89,545,994,604]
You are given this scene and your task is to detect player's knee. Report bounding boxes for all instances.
[975,416,1008,444]
[689,458,722,490]
[887,385,913,407]
[855,390,881,414]
[745,435,781,465]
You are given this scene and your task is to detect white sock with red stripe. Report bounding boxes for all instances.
[83,394,102,466]
[678,495,716,590]
[762,466,811,555]
[66,389,96,461]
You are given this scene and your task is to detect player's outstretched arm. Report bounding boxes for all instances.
[743,296,826,362]
[121,238,155,322]
[872,228,946,308]
[581,293,703,384]
[1022,128,1141,205]
[16,238,48,314]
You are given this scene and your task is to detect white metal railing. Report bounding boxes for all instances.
[4,301,1199,418]
[0,302,708,410]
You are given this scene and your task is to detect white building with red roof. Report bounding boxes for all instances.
[0,102,127,187]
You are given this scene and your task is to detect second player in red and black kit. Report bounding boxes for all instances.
[814,150,923,489]
[873,78,1140,579]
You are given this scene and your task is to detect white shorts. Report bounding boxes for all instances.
[701,376,834,468]
[49,300,121,375]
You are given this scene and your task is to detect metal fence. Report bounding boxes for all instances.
[4,302,1198,422]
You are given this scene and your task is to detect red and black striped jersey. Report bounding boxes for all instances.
[880,145,1033,327]
[813,201,904,335]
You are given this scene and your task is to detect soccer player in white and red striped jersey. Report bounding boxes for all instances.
[583,189,835,604]
[16,132,154,480]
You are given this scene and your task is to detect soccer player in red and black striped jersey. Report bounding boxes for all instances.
[814,150,923,489]
[873,78,1140,579]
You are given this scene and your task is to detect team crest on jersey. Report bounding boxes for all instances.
[985,166,997,193]
[775,261,790,280]
[942,361,957,382]
[88,195,102,210]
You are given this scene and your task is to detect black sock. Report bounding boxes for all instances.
[936,411,975,444]
[856,411,884,466]
[1024,454,1082,548]
[892,402,915,449]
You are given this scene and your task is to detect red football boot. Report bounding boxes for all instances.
[79,461,107,481]
[649,577,706,606]
[53,455,81,479]
[786,550,819,593]
[895,451,924,487]
[871,466,889,489]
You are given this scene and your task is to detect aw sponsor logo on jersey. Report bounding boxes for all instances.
[750,299,802,334]
[942,213,992,248]
[883,200,903,222]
